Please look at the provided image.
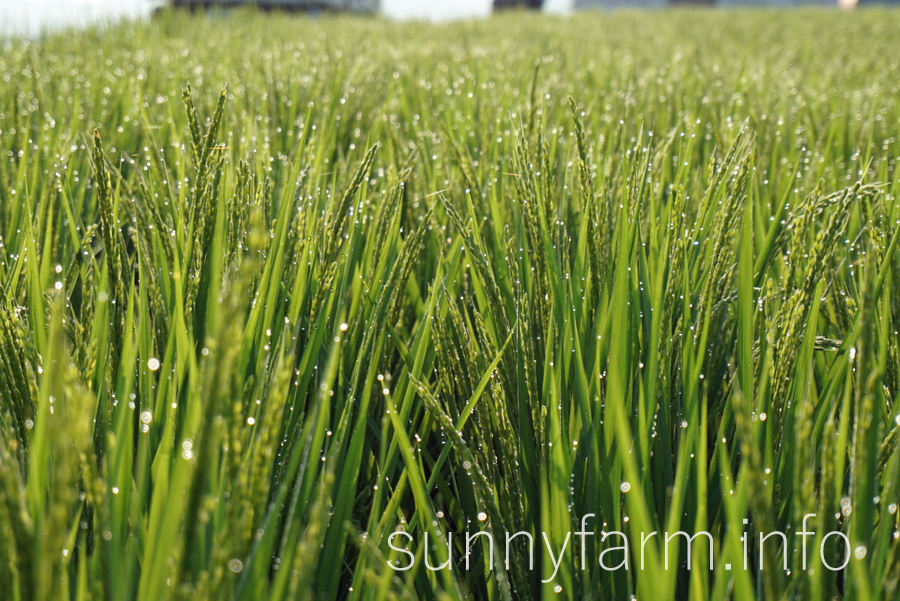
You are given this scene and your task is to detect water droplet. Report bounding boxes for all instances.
[228,559,244,573]
[620,482,631,493]
[147,358,160,371]
[840,496,852,516]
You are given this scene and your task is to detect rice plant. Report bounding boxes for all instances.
[0,7,899,601]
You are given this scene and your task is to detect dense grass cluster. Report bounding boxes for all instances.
[1,7,899,601]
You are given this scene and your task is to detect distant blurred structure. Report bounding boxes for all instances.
[494,0,544,8]
[714,0,831,6]
[169,0,376,11]
[165,0,900,16]
[571,0,894,6]
[169,1,502,20]
[573,0,665,6]
[380,0,493,20]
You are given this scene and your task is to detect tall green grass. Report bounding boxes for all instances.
[0,7,899,601]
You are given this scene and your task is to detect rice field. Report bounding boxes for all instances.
[0,7,899,601]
